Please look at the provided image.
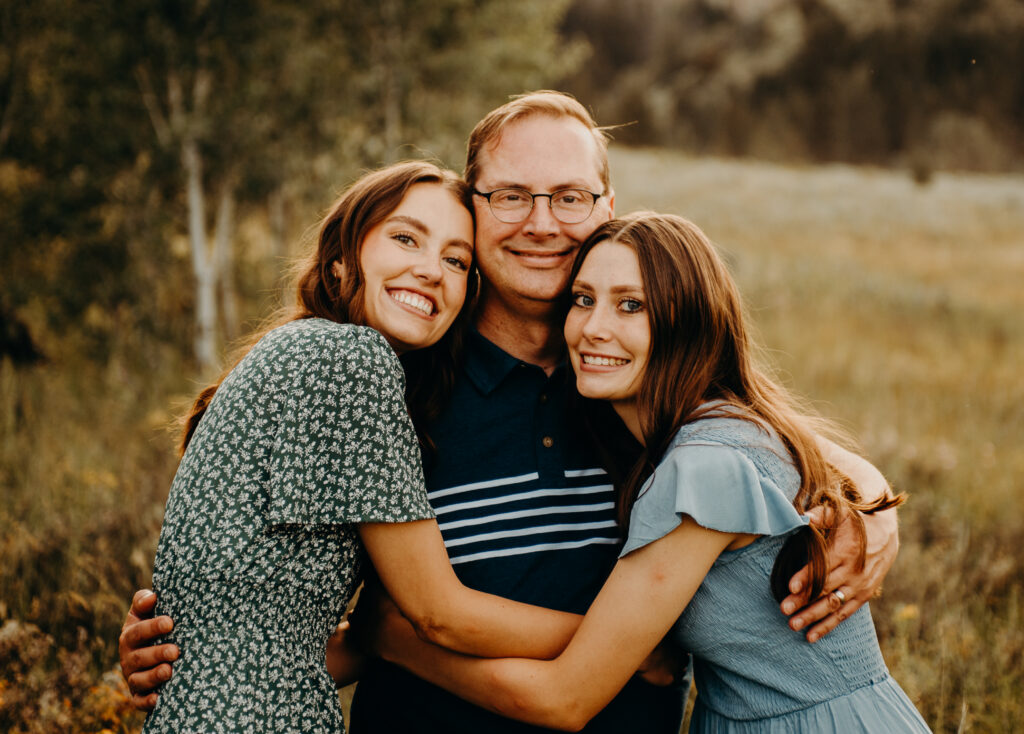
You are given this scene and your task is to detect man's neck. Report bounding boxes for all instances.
[474,292,565,375]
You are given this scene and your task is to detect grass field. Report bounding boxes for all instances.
[2,146,1022,732]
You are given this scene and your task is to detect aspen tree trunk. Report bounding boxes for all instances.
[181,136,218,374]
[268,188,289,305]
[213,182,238,342]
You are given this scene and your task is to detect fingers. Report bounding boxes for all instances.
[801,594,864,643]
[788,586,859,642]
[781,565,812,613]
[127,659,176,696]
[119,606,179,709]
[130,690,160,712]
[130,588,159,617]
[120,615,174,652]
[123,640,179,677]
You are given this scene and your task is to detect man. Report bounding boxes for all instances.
[120,91,899,732]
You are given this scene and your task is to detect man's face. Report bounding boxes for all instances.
[472,115,614,310]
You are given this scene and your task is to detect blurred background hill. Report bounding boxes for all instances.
[1,1,1021,732]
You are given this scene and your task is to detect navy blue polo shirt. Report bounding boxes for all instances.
[349,331,686,734]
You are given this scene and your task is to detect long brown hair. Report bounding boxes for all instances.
[569,212,903,603]
[180,160,477,455]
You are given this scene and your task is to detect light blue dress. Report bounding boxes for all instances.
[620,410,931,733]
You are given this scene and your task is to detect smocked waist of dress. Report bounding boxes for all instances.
[155,581,344,655]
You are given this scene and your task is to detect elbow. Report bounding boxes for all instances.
[406,612,461,649]
[549,707,590,732]
[514,700,590,732]
[495,679,592,732]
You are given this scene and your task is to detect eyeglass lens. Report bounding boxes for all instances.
[489,189,596,224]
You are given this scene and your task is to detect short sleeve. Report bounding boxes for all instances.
[620,442,808,556]
[266,327,435,526]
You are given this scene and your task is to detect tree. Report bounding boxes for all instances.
[2,0,586,372]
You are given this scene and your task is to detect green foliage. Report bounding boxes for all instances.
[561,0,1024,171]
[0,0,583,371]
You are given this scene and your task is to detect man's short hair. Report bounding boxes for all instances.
[464,90,612,192]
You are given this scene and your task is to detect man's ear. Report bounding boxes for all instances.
[605,189,615,219]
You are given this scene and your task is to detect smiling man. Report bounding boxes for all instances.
[119,92,900,733]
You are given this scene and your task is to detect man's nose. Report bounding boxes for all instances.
[521,195,560,237]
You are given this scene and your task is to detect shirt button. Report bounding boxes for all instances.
[542,436,554,448]
[539,393,548,404]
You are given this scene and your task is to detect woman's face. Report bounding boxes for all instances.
[357,183,474,354]
[564,240,650,410]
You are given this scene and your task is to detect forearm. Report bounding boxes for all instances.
[382,519,726,731]
[817,435,900,564]
[360,520,580,659]
[817,436,891,503]
[410,586,582,659]
[378,613,584,731]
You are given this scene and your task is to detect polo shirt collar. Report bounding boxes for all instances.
[464,329,569,395]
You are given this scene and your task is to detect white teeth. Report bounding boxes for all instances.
[390,291,434,315]
[582,355,629,367]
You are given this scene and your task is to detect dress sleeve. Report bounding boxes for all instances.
[266,328,435,526]
[620,442,808,556]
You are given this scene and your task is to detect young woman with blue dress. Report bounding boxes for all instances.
[138,162,587,733]
[372,212,932,732]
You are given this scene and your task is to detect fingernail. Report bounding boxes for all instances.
[791,580,803,593]
[159,618,173,633]
[781,601,794,615]
[159,667,171,680]
[808,632,819,643]
[792,617,805,631]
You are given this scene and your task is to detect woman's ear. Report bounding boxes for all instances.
[332,260,346,281]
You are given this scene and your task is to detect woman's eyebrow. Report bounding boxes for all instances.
[387,215,429,233]
[447,239,474,254]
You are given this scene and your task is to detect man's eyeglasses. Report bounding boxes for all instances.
[472,187,603,224]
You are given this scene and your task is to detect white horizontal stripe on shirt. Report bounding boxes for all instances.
[427,472,539,501]
[443,520,619,549]
[432,484,614,516]
[449,536,621,565]
[437,501,614,531]
[563,468,608,478]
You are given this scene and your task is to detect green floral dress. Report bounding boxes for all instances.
[143,319,435,733]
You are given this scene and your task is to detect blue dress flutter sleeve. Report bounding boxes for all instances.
[621,438,809,557]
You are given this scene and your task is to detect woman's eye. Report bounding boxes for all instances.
[444,256,469,271]
[572,293,594,308]
[392,232,416,246]
[619,298,644,313]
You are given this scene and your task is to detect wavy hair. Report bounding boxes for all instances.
[180,160,477,456]
[569,212,903,603]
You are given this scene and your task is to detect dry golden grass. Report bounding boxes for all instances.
[1,148,1021,732]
